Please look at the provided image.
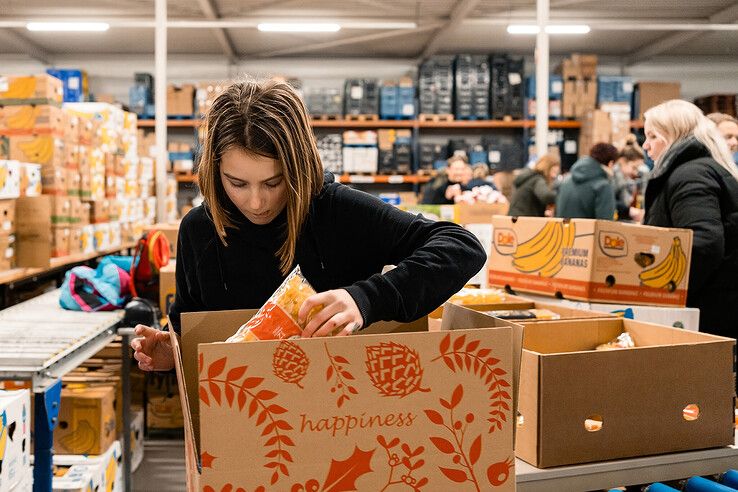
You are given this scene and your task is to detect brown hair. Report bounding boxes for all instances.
[197,78,324,274]
[618,134,645,161]
[589,142,619,166]
[533,154,560,184]
[706,112,738,126]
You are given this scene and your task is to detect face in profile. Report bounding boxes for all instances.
[219,146,288,225]
[618,158,643,179]
[717,120,738,153]
[643,121,669,163]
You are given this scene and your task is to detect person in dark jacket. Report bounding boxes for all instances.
[613,134,647,222]
[642,99,738,339]
[131,79,487,372]
[421,154,489,204]
[555,143,618,219]
[508,154,560,217]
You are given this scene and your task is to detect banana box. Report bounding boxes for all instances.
[51,465,95,492]
[0,390,32,491]
[52,227,71,257]
[0,74,63,106]
[0,200,15,234]
[108,222,121,249]
[77,145,91,170]
[0,104,64,137]
[90,173,105,202]
[53,440,122,492]
[0,235,15,270]
[19,162,41,196]
[159,261,176,316]
[93,223,110,252]
[66,170,81,198]
[146,393,184,430]
[6,134,65,168]
[50,196,72,225]
[130,408,144,472]
[68,197,83,225]
[89,200,110,224]
[54,386,116,456]
[64,143,80,170]
[62,110,80,143]
[42,167,67,196]
[489,216,694,307]
[80,225,95,254]
[0,160,21,199]
[107,200,121,222]
[69,226,83,255]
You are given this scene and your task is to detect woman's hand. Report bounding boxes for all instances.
[298,289,363,338]
[131,324,175,371]
[445,183,462,201]
[629,207,645,223]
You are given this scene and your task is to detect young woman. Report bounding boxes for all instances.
[507,154,560,217]
[613,134,647,222]
[132,79,487,371]
[643,100,738,339]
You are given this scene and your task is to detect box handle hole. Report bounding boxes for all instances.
[605,275,616,287]
[683,404,700,421]
[584,415,603,432]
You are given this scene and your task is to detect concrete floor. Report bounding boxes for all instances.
[132,439,187,491]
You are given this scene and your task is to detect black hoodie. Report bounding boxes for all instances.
[169,173,487,334]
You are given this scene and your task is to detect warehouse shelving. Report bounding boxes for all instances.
[174,173,432,184]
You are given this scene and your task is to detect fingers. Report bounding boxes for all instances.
[297,292,329,326]
[133,349,153,369]
[310,312,353,338]
[302,300,342,338]
[134,324,154,336]
[335,322,362,337]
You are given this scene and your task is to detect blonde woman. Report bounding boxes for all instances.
[131,79,486,371]
[643,99,738,338]
[507,154,560,217]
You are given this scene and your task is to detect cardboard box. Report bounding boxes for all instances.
[0,234,15,270]
[62,110,80,143]
[634,82,681,120]
[167,84,195,116]
[53,440,122,492]
[41,167,67,196]
[5,134,65,168]
[15,196,52,268]
[401,203,509,225]
[50,196,72,225]
[0,390,31,491]
[19,162,41,196]
[64,143,80,169]
[489,216,694,307]
[52,226,71,257]
[0,74,64,105]
[0,199,15,234]
[516,293,701,331]
[54,386,117,456]
[66,170,81,198]
[146,222,179,257]
[172,303,522,491]
[0,160,21,199]
[69,226,83,255]
[80,225,95,254]
[93,223,110,251]
[159,261,176,316]
[516,318,735,467]
[130,408,145,472]
[89,199,110,224]
[146,393,185,430]
[0,104,64,135]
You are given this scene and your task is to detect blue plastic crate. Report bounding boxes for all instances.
[525,75,563,100]
[46,68,88,102]
[597,76,634,104]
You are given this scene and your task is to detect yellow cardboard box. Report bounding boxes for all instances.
[54,386,117,456]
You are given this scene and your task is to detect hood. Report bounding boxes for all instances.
[513,168,540,187]
[650,136,711,181]
[571,156,608,184]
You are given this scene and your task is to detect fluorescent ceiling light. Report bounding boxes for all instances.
[507,24,540,34]
[257,22,340,32]
[507,24,590,35]
[26,22,110,32]
[545,24,590,34]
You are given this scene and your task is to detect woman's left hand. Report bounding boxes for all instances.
[298,289,363,338]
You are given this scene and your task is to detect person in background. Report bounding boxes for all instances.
[555,143,618,219]
[643,100,738,339]
[614,134,647,222]
[131,79,487,372]
[507,154,560,217]
[420,154,488,204]
[706,112,738,165]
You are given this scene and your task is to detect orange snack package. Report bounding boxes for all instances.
[227,267,319,342]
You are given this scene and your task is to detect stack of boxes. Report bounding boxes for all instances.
[418,143,448,173]
[490,55,525,120]
[304,87,343,118]
[342,131,378,173]
[595,75,634,149]
[525,75,563,119]
[195,81,227,118]
[559,53,598,119]
[377,129,412,175]
[632,81,681,120]
[46,68,89,103]
[418,56,454,117]
[379,77,415,120]
[129,72,154,117]
[316,134,343,174]
[0,199,15,271]
[454,55,490,120]
[166,83,195,117]
[343,79,380,118]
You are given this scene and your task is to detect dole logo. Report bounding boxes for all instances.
[493,228,518,255]
[497,231,515,246]
[598,231,628,258]
[603,235,625,250]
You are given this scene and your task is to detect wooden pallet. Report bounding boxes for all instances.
[416,168,439,176]
[418,113,455,122]
[345,114,379,121]
[311,114,341,120]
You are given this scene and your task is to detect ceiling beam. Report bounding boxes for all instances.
[419,0,481,60]
[196,0,238,64]
[550,0,594,6]
[253,22,443,58]
[351,0,412,15]
[0,29,52,65]
[625,1,738,65]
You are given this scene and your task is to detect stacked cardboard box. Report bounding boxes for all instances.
[195,80,227,117]
[0,200,15,270]
[342,131,378,173]
[377,129,412,174]
[525,75,564,120]
[559,54,598,119]
[632,81,681,120]
[0,390,31,491]
[167,83,195,117]
[51,440,123,492]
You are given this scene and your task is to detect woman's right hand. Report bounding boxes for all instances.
[131,324,175,372]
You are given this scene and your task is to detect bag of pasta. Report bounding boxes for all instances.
[227,266,320,342]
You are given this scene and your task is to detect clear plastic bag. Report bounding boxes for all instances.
[595,332,635,351]
[227,266,320,342]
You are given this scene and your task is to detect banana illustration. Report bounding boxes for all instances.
[1,77,37,99]
[513,221,576,277]
[639,237,687,290]
[59,419,98,454]
[104,452,118,492]
[0,166,7,191]
[18,136,53,164]
[0,412,7,474]
[6,106,40,130]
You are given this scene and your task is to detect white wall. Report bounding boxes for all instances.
[1,53,736,103]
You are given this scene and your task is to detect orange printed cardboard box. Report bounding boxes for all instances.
[0,104,64,136]
[516,318,735,467]
[0,74,63,105]
[19,162,41,196]
[489,216,693,307]
[172,303,522,492]
[6,134,65,168]
[41,166,67,196]
[0,199,15,234]
[52,226,71,257]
